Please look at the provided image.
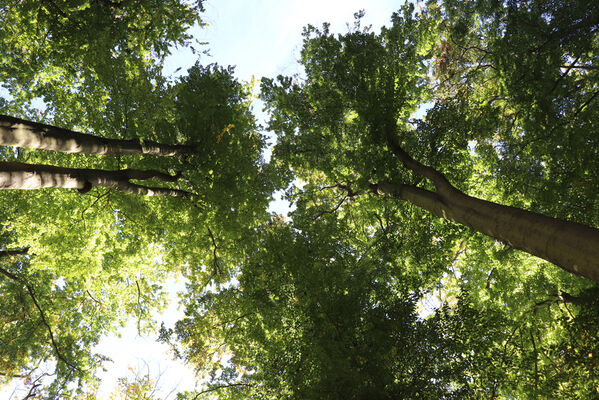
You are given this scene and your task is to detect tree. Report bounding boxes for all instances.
[164,3,599,397]
[0,1,275,397]
[0,0,203,109]
[0,61,275,397]
[162,217,476,400]
[0,236,145,399]
[261,3,599,283]
[3,0,599,399]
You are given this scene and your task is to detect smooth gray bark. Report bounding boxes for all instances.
[0,114,196,157]
[0,162,190,197]
[374,133,599,283]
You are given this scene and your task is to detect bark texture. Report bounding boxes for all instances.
[0,162,190,197]
[376,134,599,283]
[0,114,197,157]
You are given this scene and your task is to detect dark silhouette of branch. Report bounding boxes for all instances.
[0,265,81,373]
[81,189,112,226]
[135,280,144,334]
[547,57,579,97]
[560,64,599,70]
[22,382,41,400]
[23,284,81,372]
[86,290,103,307]
[192,383,254,399]
[571,89,599,120]
[311,194,350,222]
[0,265,20,281]
[0,247,29,258]
[206,227,221,275]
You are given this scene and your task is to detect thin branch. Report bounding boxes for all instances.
[0,372,27,379]
[560,64,599,70]
[571,88,599,120]
[0,262,82,373]
[311,194,349,222]
[192,383,254,399]
[206,227,221,275]
[0,265,20,281]
[529,329,539,395]
[135,280,143,334]
[86,290,103,307]
[547,57,580,97]
[22,383,41,400]
[372,212,387,232]
[24,283,81,372]
[80,189,112,230]
[0,247,29,258]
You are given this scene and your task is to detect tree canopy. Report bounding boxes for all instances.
[1,0,598,399]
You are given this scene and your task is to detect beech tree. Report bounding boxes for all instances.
[261,3,599,283]
[165,2,599,399]
[0,1,275,397]
[3,0,599,399]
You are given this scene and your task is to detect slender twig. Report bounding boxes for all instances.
[2,256,79,372]
[81,189,112,225]
[546,57,580,97]
[22,383,41,400]
[311,194,349,222]
[192,383,254,399]
[0,247,29,258]
[24,284,80,372]
[135,280,144,334]
[560,64,599,70]
[529,329,539,395]
[86,290,103,307]
[0,265,20,281]
[206,227,221,275]
[571,89,599,120]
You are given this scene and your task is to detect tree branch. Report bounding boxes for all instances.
[206,227,221,275]
[0,265,81,372]
[311,194,349,222]
[384,131,455,195]
[192,383,254,399]
[0,247,29,259]
[23,283,81,372]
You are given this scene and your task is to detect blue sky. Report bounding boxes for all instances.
[165,0,407,81]
[2,1,406,398]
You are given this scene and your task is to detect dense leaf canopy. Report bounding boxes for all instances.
[1,0,598,399]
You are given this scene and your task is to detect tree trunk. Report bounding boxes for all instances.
[373,181,599,283]
[0,114,197,157]
[0,162,190,197]
[374,133,599,283]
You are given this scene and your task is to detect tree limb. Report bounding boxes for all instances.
[0,247,29,258]
[192,383,254,399]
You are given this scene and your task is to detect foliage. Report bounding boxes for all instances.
[162,217,473,400]
[166,1,599,399]
[0,238,121,398]
[0,0,276,397]
[1,0,599,399]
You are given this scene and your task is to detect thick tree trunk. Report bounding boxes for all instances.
[373,182,599,283]
[375,134,599,283]
[0,162,190,197]
[0,114,197,157]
